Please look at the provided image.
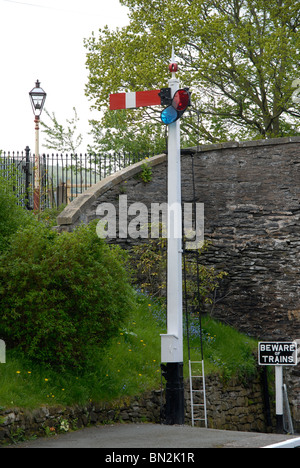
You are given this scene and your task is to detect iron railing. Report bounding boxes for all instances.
[0,147,151,211]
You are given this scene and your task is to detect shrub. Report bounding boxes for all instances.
[139,161,152,183]
[130,237,227,306]
[0,221,135,369]
[0,171,32,253]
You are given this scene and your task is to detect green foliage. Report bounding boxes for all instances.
[41,107,83,153]
[139,161,153,183]
[0,169,33,253]
[84,0,300,145]
[195,318,258,382]
[0,294,258,409]
[130,237,168,297]
[88,110,166,155]
[0,221,135,370]
[38,204,67,228]
[0,295,165,408]
[130,238,227,307]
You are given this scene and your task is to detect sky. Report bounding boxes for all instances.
[0,0,130,153]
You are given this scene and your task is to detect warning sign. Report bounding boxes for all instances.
[258,342,298,366]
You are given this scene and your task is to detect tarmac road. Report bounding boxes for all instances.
[5,423,300,449]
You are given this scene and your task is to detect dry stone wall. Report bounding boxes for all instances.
[57,137,300,432]
[57,137,300,342]
[0,373,271,444]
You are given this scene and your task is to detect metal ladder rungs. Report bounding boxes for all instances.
[189,360,207,428]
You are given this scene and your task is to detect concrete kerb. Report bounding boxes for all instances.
[56,154,167,228]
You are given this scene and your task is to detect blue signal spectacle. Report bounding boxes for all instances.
[160,88,191,125]
[161,106,178,124]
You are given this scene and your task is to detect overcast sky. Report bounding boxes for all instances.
[0,0,130,153]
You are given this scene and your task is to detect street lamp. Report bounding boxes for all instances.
[29,80,47,211]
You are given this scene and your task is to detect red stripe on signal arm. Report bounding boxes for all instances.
[135,90,161,107]
[110,90,161,110]
[110,93,126,110]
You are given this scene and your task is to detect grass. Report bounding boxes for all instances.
[0,292,258,410]
[185,315,258,380]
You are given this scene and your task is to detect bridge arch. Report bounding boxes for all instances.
[56,137,300,342]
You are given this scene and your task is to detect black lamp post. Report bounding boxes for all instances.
[29,80,46,211]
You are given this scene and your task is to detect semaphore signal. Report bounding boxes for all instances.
[110,89,161,110]
[109,48,189,425]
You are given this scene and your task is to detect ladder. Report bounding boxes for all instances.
[189,360,207,427]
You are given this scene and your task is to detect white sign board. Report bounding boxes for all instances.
[0,340,5,364]
[258,342,298,366]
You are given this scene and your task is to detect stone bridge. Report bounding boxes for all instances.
[57,136,300,343]
[57,136,300,428]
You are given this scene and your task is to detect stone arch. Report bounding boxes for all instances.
[56,137,300,341]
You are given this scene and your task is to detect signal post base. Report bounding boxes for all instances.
[161,362,185,425]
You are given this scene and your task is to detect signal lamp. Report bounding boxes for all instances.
[159,87,172,106]
[161,106,178,125]
[160,88,191,124]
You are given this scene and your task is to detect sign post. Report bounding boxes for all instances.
[258,341,298,432]
[275,365,284,432]
[0,340,6,364]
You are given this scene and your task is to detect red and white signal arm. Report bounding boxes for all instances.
[110,89,161,110]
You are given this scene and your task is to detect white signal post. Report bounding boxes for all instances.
[160,49,185,425]
[161,55,183,365]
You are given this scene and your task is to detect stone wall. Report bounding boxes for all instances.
[56,137,300,432]
[196,373,268,432]
[57,137,300,342]
[0,372,272,444]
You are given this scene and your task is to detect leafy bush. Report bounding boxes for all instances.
[130,237,227,306]
[139,161,152,183]
[0,221,135,369]
[0,171,32,253]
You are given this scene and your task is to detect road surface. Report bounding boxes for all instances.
[6,423,300,449]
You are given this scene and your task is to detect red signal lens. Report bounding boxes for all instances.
[160,88,191,124]
[172,89,190,111]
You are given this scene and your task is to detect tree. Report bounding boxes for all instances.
[84,0,300,145]
[41,107,83,154]
[88,109,167,155]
